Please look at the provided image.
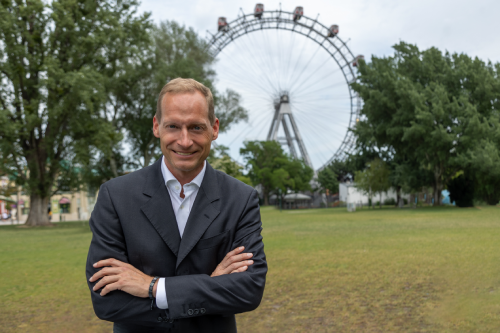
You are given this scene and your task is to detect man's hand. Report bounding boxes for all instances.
[89,259,157,297]
[211,246,254,277]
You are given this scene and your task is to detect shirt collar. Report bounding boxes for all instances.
[161,156,206,189]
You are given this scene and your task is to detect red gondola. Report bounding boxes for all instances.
[327,24,339,38]
[218,17,229,32]
[293,6,303,21]
[254,3,264,19]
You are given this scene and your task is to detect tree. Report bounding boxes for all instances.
[354,158,391,208]
[317,167,339,195]
[0,0,150,225]
[352,42,500,205]
[115,21,247,169]
[240,141,313,205]
[207,145,251,185]
[215,89,249,134]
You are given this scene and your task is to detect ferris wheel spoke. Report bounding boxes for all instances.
[216,62,274,97]
[289,56,335,94]
[287,43,324,91]
[219,41,278,96]
[284,29,314,89]
[258,29,283,92]
[292,70,344,99]
[226,111,271,147]
[294,80,348,98]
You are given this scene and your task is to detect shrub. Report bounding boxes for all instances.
[384,198,396,206]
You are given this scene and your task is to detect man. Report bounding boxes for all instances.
[86,78,267,332]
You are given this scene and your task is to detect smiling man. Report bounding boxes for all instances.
[86,78,267,333]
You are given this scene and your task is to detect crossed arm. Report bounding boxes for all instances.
[89,246,255,298]
[87,184,266,323]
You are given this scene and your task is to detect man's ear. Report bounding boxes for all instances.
[153,116,160,138]
[212,118,220,141]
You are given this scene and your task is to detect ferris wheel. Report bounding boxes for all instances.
[207,4,363,171]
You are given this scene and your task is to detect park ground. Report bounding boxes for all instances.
[1,206,500,332]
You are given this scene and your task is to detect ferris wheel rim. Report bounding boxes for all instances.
[207,9,361,171]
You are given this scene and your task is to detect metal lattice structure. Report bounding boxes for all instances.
[207,8,361,171]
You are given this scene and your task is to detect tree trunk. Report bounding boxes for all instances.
[25,194,51,226]
[396,186,401,208]
[110,155,119,178]
[433,167,443,205]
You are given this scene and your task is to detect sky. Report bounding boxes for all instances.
[138,0,500,169]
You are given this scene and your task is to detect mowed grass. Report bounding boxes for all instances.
[1,206,500,332]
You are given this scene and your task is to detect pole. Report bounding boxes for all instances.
[279,188,282,212]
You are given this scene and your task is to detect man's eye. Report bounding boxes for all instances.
[168,125,177,129]
[193,126,201,130]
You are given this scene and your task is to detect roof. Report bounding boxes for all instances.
[284,193,311,201]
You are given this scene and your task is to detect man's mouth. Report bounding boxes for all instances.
[173,150,196,156]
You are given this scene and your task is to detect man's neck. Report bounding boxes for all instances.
[163,158,204,186]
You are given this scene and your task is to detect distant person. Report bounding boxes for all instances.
[86,78,267,333]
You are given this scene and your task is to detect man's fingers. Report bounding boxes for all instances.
[222,252,253,269]
[228,260,253,272]
[223,246,245,260]
[93,275,120,291]
[93,258,127,268]
[89,267,123,282]
[100,281,121,296]
[231,265,248,274]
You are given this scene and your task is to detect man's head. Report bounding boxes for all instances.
[153,78,219,182]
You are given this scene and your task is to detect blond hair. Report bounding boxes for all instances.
[156,78,215,124]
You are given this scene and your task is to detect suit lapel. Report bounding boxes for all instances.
[140,159,181,257]
[176,163,220,269]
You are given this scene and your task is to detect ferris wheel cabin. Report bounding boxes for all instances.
[254,4,264,18]
[218,17,229,32]
[328,24,339,38]
[353,55,365,67]
[293,6,303,21]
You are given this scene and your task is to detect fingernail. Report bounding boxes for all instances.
[246,253,253,258]
[247,260,253,264]
[93,263,97,267]
[239,246,244,250]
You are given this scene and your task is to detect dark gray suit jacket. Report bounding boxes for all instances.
[86,159,267,332]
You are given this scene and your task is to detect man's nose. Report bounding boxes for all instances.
[177,127,193,147]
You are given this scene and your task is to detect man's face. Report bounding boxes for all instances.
[153,91,219,179]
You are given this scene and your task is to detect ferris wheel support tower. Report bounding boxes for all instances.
[267,93,313,168]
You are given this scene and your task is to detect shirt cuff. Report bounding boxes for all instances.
[155,277,169,309]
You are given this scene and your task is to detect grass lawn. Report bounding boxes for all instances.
[1,206,500,332]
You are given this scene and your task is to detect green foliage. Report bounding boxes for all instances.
[0,0,150,224]
[317,167,339,194]
[448,174,475,207]
[240,141,313,205]
[207,145,251,185]
[355,158,391,208]
[351,42,500,205]
[215,89,249,134]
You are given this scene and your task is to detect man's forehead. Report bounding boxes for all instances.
[161,92,209,118]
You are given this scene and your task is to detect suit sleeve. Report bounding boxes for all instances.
[163,189,267,319]
[86,184,166,325]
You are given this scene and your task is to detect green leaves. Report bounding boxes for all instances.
[240,141,313,205]
[352,41,500,205]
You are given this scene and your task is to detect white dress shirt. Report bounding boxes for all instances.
[155,157,206,309]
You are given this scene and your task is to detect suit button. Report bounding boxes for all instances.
[187,309,194,316]
[194,309,199,315]
[157,316,163,322]
[200,308,206,314]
